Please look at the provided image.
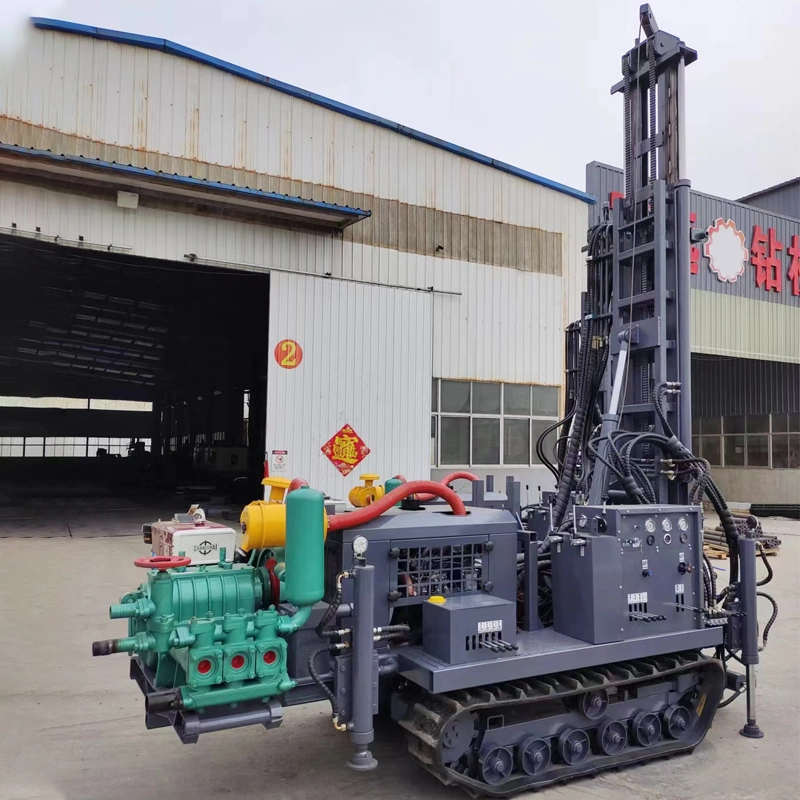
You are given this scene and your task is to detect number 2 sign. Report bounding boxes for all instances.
[274,339,303,370]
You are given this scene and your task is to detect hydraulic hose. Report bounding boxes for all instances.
[308,646,339,717]
[416,471,479,502]
[328,480,466,531]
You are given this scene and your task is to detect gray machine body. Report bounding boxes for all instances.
[325,506,518,629]
[324,505,720,696]
[422,595,517,665]
[552,505,704,644]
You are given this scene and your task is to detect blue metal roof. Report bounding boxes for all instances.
[31,17,595,205]
[0,143,371,226]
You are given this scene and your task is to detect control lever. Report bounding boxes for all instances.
[628,611,667,622]
[497,639,519,651]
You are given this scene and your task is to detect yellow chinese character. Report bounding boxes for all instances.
[332,434,359,464]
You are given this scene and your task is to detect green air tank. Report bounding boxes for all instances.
[283,486,325,607]
[385,476,405,505]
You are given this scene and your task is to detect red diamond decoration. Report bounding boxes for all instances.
[321,424,370,477]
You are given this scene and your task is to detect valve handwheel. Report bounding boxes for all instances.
[134,555,192,571]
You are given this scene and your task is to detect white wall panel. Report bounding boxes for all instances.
[0,180,570,387]
[1,28,588,233]
[266,272,432,499]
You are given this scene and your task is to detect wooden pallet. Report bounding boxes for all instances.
[702,543,779,559]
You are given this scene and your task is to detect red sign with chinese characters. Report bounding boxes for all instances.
[786,234,800,297]
[321,424,370,477]
[751,225,783,293]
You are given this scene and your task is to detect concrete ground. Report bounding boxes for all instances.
[1,519,798,800]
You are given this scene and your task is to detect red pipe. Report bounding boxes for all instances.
[416,471,479,502]
[328,480,466,531]
[288,477,309,492]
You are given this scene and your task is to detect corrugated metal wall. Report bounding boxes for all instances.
[738,181,800,220]
[266,272,432,498]
[1,28,585,230]
[691,289,799,363]
[585,161,624,226]
[691,355,800,416]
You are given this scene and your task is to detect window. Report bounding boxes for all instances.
[504,385,530,416]
[0,437,24,457]
[441,380,471,413]
[504,419,530,465]
[472,418,500,464]
[532,386,559,416]
[0,396,152,411]
[702,437,722,467]
[724,435,745,467]
[531,420,557,465]
[747,435,769,467]
[692,412,800,469]
[441,417,469,464]
[431,380,560,467]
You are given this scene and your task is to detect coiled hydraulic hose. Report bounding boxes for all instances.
[415,471,479,502]
[328,480,466,531]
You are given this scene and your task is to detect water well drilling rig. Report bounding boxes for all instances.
[92,6,776,794]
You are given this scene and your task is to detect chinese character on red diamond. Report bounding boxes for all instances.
[321,424,370,477]
[788,234,800,297]
[750,225,783,293]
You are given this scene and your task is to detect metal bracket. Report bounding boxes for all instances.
[334,651,379,725]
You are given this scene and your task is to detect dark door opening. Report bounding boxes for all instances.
[0,234,269,513]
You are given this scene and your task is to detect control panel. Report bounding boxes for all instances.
[551,505,704,644]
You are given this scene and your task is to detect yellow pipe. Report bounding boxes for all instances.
[240,500,328,550]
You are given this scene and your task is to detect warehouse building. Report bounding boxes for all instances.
[0,18,592,511]
[588,164,800,505]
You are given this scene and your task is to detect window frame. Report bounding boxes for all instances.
[432,380,560,468]
[693,412,800,470]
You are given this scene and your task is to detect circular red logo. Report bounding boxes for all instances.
[274,339,303,369]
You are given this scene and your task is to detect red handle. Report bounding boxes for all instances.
[134,555,192,571]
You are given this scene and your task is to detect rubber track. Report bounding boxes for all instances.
[399,650,724,796]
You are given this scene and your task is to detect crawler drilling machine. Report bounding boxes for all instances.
[92,6,776,793]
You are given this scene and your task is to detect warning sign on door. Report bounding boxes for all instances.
[270,450,289,476]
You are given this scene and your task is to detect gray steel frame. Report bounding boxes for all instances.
[590,25,697,506]
[396,626,721,694]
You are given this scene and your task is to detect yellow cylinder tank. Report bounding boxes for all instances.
[348,474,385,508]
[240,477,328,550]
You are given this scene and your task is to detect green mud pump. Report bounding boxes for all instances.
[92,487,325,728]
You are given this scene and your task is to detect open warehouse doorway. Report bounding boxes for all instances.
[0,234,269,536]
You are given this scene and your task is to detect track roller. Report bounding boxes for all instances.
[517,737,551,776]
[663,704,693,740]
[597,719,627,755]
[580,689,608,720]
[479,746,514,786]
[557,729,590,765]
[632,712,661,747]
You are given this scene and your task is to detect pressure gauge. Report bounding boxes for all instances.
[352,535,369,556]
[644,518,656,534]
[662,518,673,533]
[678,517,689,532]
